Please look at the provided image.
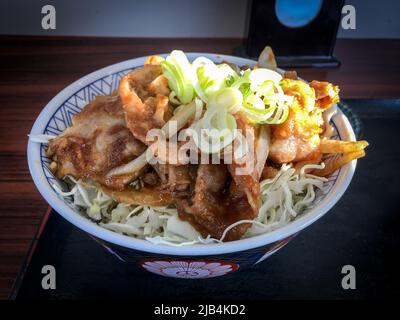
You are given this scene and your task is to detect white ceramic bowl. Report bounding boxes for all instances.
[27,53,356,278]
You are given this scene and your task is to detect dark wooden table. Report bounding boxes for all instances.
[0,36,399,299]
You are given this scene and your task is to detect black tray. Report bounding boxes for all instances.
[12,99,400,300]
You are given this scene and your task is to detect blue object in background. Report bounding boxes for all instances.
[275,0,323,28]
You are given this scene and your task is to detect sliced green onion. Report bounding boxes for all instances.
[228,67,291,124]
[192,57,218,101]
[191,58,237,103]
[160,51,293,125]
[168,91,181,105]
[249,68,282,87]
[208,87,242,113]
[191,106,237,154]
[194,97,204,121]
[161,50,194,104]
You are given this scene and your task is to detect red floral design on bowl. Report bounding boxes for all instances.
[141,260,239,279]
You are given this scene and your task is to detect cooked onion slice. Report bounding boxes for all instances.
[255,125,271,179]
[106,101,196,178]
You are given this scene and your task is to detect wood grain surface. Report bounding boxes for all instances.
[0,36,399,299]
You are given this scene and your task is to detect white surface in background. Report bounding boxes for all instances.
[0,0,248,38]
[0,0,399,38]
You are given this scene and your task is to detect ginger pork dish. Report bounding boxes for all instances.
[31,48,368,245]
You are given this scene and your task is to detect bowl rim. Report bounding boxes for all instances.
[27,52,356,256]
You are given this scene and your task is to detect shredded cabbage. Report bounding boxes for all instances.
[51,163,328,246]
[244,163,327,236]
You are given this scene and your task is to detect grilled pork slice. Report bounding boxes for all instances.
[175,112,261,241]
[120,63,172,145]
[153,163,194,198]
[177,163,260,241]
[46,95,146,190]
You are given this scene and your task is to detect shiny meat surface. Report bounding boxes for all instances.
[101,185,174,206]
[119,64,172,145]
[153,163,194,198]
[177,163,259,241]
[46,95,146,190]
[228,112,260,213]
[310,80,340,109]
